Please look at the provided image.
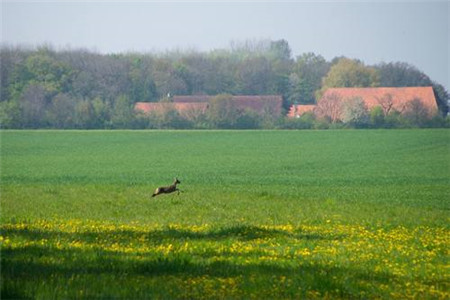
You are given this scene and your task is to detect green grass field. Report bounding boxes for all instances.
[1,130,449,299]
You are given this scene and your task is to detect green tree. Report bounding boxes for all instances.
[403,98,429,127]
[431,83,449,116]
[111,95,134,128]
[153,58,188,97]
[1,46,28,102]
[92,97,111,128]
[235,110,260,129]
[384,111,407,128]
[268,39,292,98]
[72,71,96,100]
[268,39,292,61]
[341,97,369,127]
[146,104,192,129]
[235,56,275,95]
[207,94,239,128]
[75,99,96,128]
[370,106,385,127]
[289,53,330,104]
[19,84,48,128]
[46,93,76,128]
[23,51,73,95]
[319,58,379,98]
[178,53,211,94]
[377,62,429,87]
[0,100,21,128]
[205,52,237,94]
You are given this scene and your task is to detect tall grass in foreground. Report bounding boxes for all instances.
[1,130,449,299]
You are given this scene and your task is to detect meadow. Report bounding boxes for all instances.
[1,129,449,299]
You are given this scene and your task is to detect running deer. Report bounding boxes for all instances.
[151,178,181,197]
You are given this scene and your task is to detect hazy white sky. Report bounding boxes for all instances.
[2,1,449,89]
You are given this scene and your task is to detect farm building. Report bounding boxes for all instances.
[288,86,438,119]
[135,95,283,118]
[174,95,283,117]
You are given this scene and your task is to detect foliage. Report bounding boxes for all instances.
[403,98,431,127]
[147,105,194,130]
[318,58,379,99]
[314,92,343,123]
[0,42,448,129]
[111,95,135,129]
[46,93,77,128]
[289,53,330,104]
[369,106,385,127]
[279,112,315,129]
[1,130,449,299]
[340,97,369,127]
[18,84,48,128]
[0,100,20,128]
[206,94,237,128]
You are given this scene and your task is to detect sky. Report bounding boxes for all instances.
[2,1,449,90]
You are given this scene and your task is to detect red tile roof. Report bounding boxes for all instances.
[136,95,283,119]
[233,95,283,116]
[287,105,316,118]
[174,95,283,116]
[135,102,160,113]
[321,87,437,116]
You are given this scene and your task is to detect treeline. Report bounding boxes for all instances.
[1,39,448,129]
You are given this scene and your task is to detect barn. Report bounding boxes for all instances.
[322,86,437,115]
[288,86,438,119]
[174,95,283,117]
[135,95,283,118]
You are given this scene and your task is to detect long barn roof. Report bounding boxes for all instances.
[135,95,283,117]
[322,86,437,112]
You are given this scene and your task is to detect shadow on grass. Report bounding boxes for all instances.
[2,225,380,299]
[150,225,346,242]
[2,245,393,299]
[2,224,345,244]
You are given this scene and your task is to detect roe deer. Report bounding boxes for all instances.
[152,178,181,197]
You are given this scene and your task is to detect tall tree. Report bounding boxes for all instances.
[75,99,96,128]
[23,50,73,95]
[128,56,157,103]
[207,94,239,128]
[289,53,330,104]
[19,84,48,128]
[318,58,379,98]
[235,56,274,95]
[341,97,369,126]
[268,39,292,100]
[376,62,429,87]
[46,93,76,128]
[0,46,29,102]
[315,92,343,123]
[111,95,134,128]
[268,39,292,62]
